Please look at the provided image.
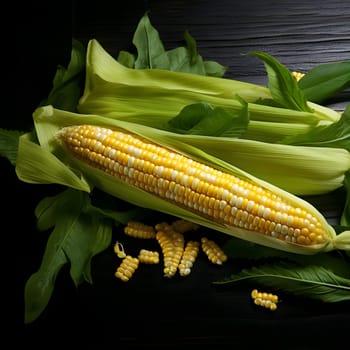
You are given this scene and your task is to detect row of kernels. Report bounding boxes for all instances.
[201,237,228,265]
[138,249,160,264]
[251,289,279,311]
[114,255,139,282]
[156,230,185,278]
[124,221,156,239]
[178,240,200,276]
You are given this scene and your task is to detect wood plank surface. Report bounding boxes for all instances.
[73,0,350,76]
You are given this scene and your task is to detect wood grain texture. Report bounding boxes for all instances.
[73,0,350,79]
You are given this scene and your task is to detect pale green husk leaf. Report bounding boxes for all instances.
[77,39,341,130]
[16,132,90,192]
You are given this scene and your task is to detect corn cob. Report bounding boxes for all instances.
[56,124,350,254]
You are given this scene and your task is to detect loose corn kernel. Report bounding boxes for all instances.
[113,241,127,258]
[170,219,200,234]
[291,71,305,81]
[58,125,328,248]
[156,229,185,278]
[251,289,279,311]
[154,221,173,232]
[124,220,156,239]
[178,240,200,276]
[114,255,139,282]
[201,237,228,265]
[138,249,160,264]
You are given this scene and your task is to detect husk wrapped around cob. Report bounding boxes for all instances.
[75,39,349,196]
[15,105,350,255]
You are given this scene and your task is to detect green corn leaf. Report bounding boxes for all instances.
[34,186,139,231]
[132,12,169,69]
[342,172,350,226]
[117,50,136,68]
[165,30,206,75]
[129,12,227,76]
[35,188,76,231]
[214,261,350,303]
[167,30,208,75]
[165,101,249,137]
[248,51,312,112]
[280,103,350,151]
[183,30,199,65]
[298,60,350,104]
[166,46,206,75]
[24,189,113,323]
[39,38,86,112]
[203,60,228,78]
[167,29,227,76]
[65,210,112,287]
[24,188,127,323]
[223,237,350,278]
[24,235,68,324]
[0,128,25,165]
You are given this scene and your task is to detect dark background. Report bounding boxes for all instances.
[12,0,350,347]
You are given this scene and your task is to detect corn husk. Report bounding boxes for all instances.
[78,39,341,137]
[15,105,350,254]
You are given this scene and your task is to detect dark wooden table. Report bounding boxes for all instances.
[13,0,350,347]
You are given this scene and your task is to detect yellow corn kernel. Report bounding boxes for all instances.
[251,289,279,311]
[138,249,160,264]
[154,222,173,232]
[58,125,330,251]
[201,237,228,265]
[113,240,126,258]
[124,220,156,239]
[291,71,305,81]
[170,219,200,234]
[178,240,200,276]
[114,255,139,282]
[156,229,185,278]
